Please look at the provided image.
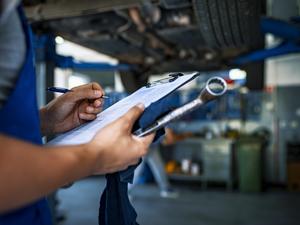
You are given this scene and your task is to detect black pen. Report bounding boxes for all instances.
[47,87,109,99]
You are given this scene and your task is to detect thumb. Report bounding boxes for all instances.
[121,103,145,131]
[69,83,104,101]
[132,133,156,157]
[137,132,156,147]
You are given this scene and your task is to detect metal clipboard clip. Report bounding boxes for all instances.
[146,72,184,88]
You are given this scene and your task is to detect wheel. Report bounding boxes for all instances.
[119,71,149,93]
[193,0,264,49]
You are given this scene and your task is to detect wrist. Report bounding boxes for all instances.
[47,143,98,182]
[71,143,98,177]
[84,141,106,175]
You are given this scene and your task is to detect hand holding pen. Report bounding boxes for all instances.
[47,87,109,99]
[41,83,108,135]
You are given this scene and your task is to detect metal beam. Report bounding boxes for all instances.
[234,17,300,65]
[25,0,143,21]
[54,54,133,71]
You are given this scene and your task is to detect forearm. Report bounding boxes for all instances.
[0,134,96,213]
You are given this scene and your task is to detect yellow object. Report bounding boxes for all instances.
[165,161,177,174]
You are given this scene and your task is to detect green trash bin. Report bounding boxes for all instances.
[236,138,263,192]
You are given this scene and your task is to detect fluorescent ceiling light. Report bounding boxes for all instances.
[229,69,247,80]
[55,36,64,45]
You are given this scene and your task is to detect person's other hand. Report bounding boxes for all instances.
[86,104,155,174]
[40,83,105,135]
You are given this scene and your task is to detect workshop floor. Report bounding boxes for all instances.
[58,177,300,225]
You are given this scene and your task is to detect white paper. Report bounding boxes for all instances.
[48,72,198,146]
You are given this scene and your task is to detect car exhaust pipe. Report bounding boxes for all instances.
[134,76,227,137]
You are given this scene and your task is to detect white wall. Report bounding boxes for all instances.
[266,54,300,87]
[265,0,300,87]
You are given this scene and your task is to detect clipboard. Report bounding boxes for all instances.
[49,72,200,146]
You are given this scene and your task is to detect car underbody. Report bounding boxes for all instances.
[25,0,265,90]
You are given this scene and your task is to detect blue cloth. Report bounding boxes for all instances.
[98,91,181,225]
[0,6,52,225]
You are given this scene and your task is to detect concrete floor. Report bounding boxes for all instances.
[58,177,300,225]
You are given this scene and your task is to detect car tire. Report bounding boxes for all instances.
[119,71,149,93]
[193,0,263,49]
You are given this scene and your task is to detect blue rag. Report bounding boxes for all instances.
[98,91,180,225]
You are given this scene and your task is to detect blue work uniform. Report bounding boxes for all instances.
[0,6,52,225]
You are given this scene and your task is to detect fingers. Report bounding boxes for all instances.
[121,103,145,131]
[70,82,105,101]
[81,101,103,120]
[133,133,155,155]
[93,99,102,108]
[139,133,156,147]
[91,82,103,93]
[126,133,155,166]
[128,159,141,168]
[79,113,97,121]
[86,105,102,114]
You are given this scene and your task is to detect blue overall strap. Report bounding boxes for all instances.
[0,6,52,225]
[98,92,180,225]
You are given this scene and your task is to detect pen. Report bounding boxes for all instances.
[47,87,109,99]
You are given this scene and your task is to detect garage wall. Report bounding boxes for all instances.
[266,0,300,86]
[276,87,300,182]
[264,53,300,183]
[266,54,300,87]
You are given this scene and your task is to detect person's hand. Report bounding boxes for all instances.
[40,83,105,136]
[86,104,155,174]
